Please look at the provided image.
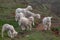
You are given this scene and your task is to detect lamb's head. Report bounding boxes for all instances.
[20,12,24,16]
[47,17,52,22]
[27,5,33,11]
[29,16,34,22]
[48,17,52,20]
[19,12,25,18]
[35,14,40,19]
[13,31,18,38]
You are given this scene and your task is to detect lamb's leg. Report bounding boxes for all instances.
[2,28,5,38]
[26,25,29,30]
[2,30,3,38]
[8,31,12,38]
[33,22,35,26]
[21,26,26,31]
[18,21,21,26]
[10,32,14,38]
[44,25,48,30]
[10,34,13,38]
[7,30,14,38]
[15,16,18,22]
[48,22,51,30]
[29,24,32,31]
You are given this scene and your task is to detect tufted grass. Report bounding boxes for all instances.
[0,19,60,40]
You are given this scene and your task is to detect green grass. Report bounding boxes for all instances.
[0,19,60,40]
[0,1,60,40]
[0,13,60,40]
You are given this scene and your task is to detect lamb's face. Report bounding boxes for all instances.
[13,32,18,37]
[20,12,25,17]
[27,5,33,11]
[48,17,52,20]
[36,14,40,19]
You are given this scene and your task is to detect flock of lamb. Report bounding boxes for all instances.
[1,5,52,38]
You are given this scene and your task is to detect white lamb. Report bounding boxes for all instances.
[25,11,41,19]
[42,17,52,30]
[15,5,33,21]
[28,14,41,26]
[28,16,34,26]
[2,24,18,38]
[18,12,32,31]
[16,5,33,13]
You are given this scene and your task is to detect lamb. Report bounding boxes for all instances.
[15,5,33,13]
[2,24,18,38]
[25,11,41,19]
[15,5,33,21]
[28,16,34,26]
[42,17,52,30]
[18,12,32,31]
[27,13,40,26]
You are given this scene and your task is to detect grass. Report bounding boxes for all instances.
[0,1,60,40]
[0,19,60,40]
[0,9,60,40]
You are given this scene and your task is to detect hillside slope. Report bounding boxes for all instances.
[0,0,60,23]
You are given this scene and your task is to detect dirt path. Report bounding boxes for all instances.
[36,23,60,31]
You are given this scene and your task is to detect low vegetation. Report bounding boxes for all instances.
[0,0,60,40]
